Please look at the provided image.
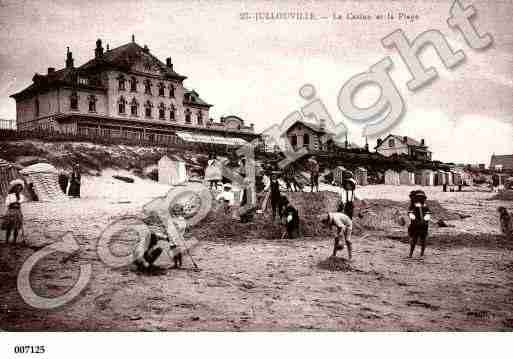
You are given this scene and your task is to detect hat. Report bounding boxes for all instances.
[8,178,25,191]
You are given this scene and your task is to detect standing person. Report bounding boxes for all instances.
[319,212,353,260]
[216,184,235,215]
[2,179,25,244]
[308,156,320,192]
[283,202,300,239]
[408,190,432,258]
[205,153,222,190]
[498,207,513,240]
[68,163,81,198]
[269,174,281,221]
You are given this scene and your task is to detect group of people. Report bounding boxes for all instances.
[58,163,82,198]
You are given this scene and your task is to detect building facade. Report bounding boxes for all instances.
[10,37,257,146]
[375,134,432,161]
[490,154,513,173]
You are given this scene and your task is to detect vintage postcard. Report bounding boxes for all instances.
[0,0,512,356]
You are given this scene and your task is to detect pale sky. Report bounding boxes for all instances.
[0,0,511,164]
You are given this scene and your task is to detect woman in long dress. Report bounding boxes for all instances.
[204,154,222,190]
[2,179,25,244]
[68,164,81,198]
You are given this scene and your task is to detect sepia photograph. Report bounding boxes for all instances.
[0,0,512,357]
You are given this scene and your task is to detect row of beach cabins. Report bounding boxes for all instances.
[333,166,473,187]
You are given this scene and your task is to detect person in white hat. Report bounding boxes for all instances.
[2,179,25,244]
[216,183,235,215]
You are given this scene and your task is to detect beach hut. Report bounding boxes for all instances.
[414,171,422,185]
[333,166,353,187]
[421,169,435,186]
[399,170,415,185]
[355,167,368,186]
[158,155,187,186]
[444,171,453,186]
[0,158,22,199]
[435,170,446,186]
[384,169,400,185]
[20,163,67,202]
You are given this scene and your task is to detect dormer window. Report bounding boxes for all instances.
[185,108,191,123]
[88,95,97,112]
[118,96,126,114]
[35,98,40,117]
[388,138,395,148]
[130,76,137,92]
[158,103,165,120]
[158,82,165,97]
[118,75,126,91]
[197,110,203,125]
[144,79,152,95]
[144,100,153,118]
[70,91,79,110]
[170,104,176,121]
[169,84,175,98]
[130,98,139,116]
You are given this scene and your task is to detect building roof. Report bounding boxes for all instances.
[285,120,335,135]
[375,134,428,150]
[183,88,212,108]
[80,41,186,80]
[11,40,187,100]
[490,154,513,170]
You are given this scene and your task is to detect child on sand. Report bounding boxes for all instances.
[216,184,235,215]
[408,190,432,258]
[2,179,25,244]
[319,212,353,260]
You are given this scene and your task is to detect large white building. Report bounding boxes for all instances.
[11,36,258,146]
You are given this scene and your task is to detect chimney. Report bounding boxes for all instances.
[421,138,425,146]
[47,67,55,74]
[250,123,254,131]
[65,47,74,68]
[143,44,149,53]
[106,44,110,51]
[319,118,326,132]
[131,34,135,43]
[166,57,173,71]
[95,39,104,58]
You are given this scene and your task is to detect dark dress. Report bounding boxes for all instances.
[408,203,431,238]
[68,170,81,198]
[270,180,281,218]
[284,205,300,239]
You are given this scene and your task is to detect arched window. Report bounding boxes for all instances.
[70,91,79,110]
[170,104,176,121]
[144,100,153,118]
[130,98,139,116]
[118,96,126,114]
[130,77,137,92]
[303,133,310,146]
[185,108,191,123]
[169,84,175,98]
[144,79,152,95]
[88,95,97,112]
[158,82,165,97]
[388,138,395,148]
[158,103,165,119]
[118,74,126,91]
[35,98,40,117]
[197,110,203,125]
